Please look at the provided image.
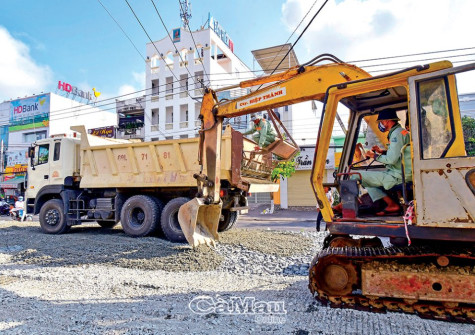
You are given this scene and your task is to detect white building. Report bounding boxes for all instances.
[144,20,254,141]
[0,92,117,167]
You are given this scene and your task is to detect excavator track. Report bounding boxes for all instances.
[309,244,475,323]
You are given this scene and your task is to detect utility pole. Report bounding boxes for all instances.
[179,0,192,28]
[0,140,4,182]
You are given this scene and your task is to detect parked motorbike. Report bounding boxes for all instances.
[0,203,10,216]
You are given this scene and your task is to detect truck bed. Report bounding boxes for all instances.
[74,126,278,192]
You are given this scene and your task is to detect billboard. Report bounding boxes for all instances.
[9,94,50,131]
[6,150,28,166]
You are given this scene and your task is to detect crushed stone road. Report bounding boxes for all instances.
[0,220,473,334]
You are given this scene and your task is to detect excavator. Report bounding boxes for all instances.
[178,54,475,322]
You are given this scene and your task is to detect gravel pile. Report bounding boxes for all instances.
[0,220,474,334]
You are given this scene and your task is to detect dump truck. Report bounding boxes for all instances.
[25,125,278,242]
[178,54,475,321]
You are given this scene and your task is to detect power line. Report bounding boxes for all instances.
[3,48,474,121]
[261,0,320,73]
[150,0,198,88]
[362,52,475,69]
[349,46,475,64]
[97,0,147,63]
[35,47,475,118]
[267,0,330,78]
[124,0,198,101]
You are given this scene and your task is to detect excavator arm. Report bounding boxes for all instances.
[178,59,371,247]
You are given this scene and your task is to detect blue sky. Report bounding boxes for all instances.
[0,0,287,101]
[1,0,474,103]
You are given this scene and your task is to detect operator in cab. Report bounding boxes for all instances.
[242,114,276,149]
[360,108,412,215]
[335,108,412,215]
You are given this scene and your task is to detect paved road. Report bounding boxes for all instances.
[236,204,320,231]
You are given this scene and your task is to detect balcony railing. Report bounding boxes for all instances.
[180,61,189,67]
[165,123,173,130]
[151,95,159,102]
[195,120,201,127]
[180,121,188,129]
[166,93,173,100]
[151,124,160,132]
[151,67,159,74]
[180,91,187,98]
[194,58,203,65]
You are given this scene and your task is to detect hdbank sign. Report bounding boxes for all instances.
[9,94,50,132]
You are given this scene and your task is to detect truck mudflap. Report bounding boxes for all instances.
[178,198,222,248]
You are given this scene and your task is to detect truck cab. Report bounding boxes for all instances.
[26,135,80,214]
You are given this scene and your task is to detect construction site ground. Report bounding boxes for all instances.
[0,206,473,334]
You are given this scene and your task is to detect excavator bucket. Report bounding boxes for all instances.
[178,198,222,248]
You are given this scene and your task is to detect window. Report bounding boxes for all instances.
[151,79,159,96]
[151,108,159,125]
[35,144,49,165]
[417,78,453,159]
[53,142,60,161]
[24,131,47,144]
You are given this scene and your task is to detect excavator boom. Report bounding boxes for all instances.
[178,59,371,247]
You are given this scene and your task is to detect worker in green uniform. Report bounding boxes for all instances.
[359,108,412,215]
[243,114,277,149]
[334,108,412,215]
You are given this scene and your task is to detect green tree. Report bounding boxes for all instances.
[462,116,475,156]
[271,153,299,182]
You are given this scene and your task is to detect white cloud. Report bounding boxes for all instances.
[281,0,475,92]
[132,71,145,85]
[117,84,139,97]
[0,26,52,101]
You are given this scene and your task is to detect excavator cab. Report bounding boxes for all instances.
[314,61,475,244]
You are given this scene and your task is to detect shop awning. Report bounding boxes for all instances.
[0,176,25,189]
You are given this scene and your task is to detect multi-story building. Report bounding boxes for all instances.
[144,18,254,141]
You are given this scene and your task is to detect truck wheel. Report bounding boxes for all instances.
[39,199,70,234]
[120,195,159,237]
[160,197,190,243]
[150,196,165,235]
[218,210,239,232]
[97,220,117,229]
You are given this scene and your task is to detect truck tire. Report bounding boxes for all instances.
[150,196,165,235]
[97,220,117,229]
[218,210,239,232]
[39,199,70,234]
[160,197,190,243]
[120,195,159,237]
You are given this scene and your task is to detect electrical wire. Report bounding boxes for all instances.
[266,0,329,78]
[349,46,475,64]
[97,0,147,63]
[261,0,320,73]
[124,0,198,101]
[2,47,474,123]
[150,0,198,88]
[12,47,472,119]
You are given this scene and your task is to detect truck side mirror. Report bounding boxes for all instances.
[28,146,36,170]
[28,147,35,158]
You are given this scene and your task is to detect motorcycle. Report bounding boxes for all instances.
[9,207,32,222]
[0,203,10,216]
